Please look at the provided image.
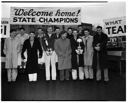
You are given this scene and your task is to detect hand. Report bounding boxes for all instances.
[75,50,79,54]
[95,46,100,51]
[46,51,50,56]
[39,55,42,58]
[80,49,83,54]
[22,59,26,63]
[24,59,27,62]
[21,56,26,60]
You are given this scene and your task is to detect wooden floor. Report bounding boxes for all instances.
[1,69,126,101]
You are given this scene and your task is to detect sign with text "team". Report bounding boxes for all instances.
[10,7,81,25]
[103,17,126,37]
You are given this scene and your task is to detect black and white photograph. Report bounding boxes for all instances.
[0,0,126,101]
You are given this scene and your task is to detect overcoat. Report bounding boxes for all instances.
[16,33,29,65]
[83,35,94,66]
[92,32,108,69]
[70,36,84,69]
[21,38,42,74]
[54,38,72,70]
[4,37,20,69]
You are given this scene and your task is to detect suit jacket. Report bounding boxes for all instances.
[42,33,56,51]
[93,32,108,69]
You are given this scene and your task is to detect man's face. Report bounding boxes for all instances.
[73,30,78,37]
[84,30,89,37]
[47,27,53,34]
[97,28,102,34]
[29,33,35,40]
[38,29,43,34]
[68,29,72,34]
[10,31,16,38]
[61,33,67,39]
[55,29,60,34]
[78,26,82,31]
[16,29,20,35]
[20,29,25,35]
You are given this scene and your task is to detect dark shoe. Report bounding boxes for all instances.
[46,80,50,82]
[104,78,109,82]
[104,80,109,85]
[60,78,64,81]
[45,80,50,84]
[7,81,12,85]
[96,79,102,83]
[65,78,69,80]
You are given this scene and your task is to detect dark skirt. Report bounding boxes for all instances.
[26,58,39,74]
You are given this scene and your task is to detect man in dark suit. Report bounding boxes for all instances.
[54,27,61,39]
[93,26,109,82]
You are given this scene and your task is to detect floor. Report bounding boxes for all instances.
[1,68,126,101]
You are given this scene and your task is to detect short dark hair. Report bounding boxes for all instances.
[72,29,78,33]
[83,28,90,32]
[47,26,53,29]
[20,27,25,31]
[96,26,102,29]
[60,30,67,36]
[37,28,42,30]
[67,27,72,30]
[29,31,35,34]
[78,25,82,27]
[10,29,16,33]
[55,27,60,29]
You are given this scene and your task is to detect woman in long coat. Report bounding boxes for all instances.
[21,32,42,82]
[54,31,72,81]
[4,29,20,82]
[70,29,84,80]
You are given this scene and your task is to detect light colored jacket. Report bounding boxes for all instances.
[16,33,29,64]
[83,35,94,66]
[4,37,21,68]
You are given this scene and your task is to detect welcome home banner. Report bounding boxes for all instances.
[10,7,81,25]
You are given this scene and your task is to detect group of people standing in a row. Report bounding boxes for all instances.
[3,25,109,83]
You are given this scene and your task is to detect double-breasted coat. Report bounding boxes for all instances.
[93,32,108,69]
[4,37,21,69]
[54,38,72,70]
[21,38,42,74]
